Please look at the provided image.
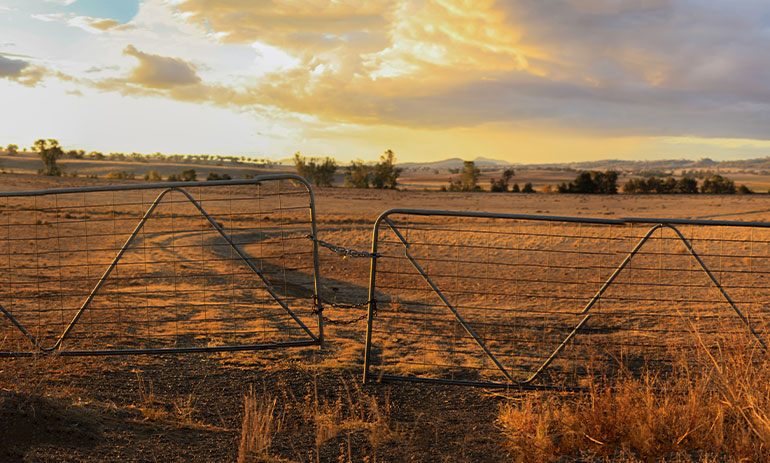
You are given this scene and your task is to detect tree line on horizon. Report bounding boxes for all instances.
[6,139,239,183]
[293,150,403,189]
[2,140,761,194]
[442,161,753,195]
[1,142,274,167]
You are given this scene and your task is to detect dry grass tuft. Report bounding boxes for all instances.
[498,337,770,462]
[135,372,167,421]
[238,385,283,463]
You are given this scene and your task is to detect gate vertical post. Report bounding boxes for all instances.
[362,214,384,384]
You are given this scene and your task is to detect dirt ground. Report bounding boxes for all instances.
[1,171,769,462]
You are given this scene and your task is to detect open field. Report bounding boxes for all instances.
[3,171,770,461]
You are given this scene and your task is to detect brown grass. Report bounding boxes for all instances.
[498,338,770,462]
[238,385,283,463]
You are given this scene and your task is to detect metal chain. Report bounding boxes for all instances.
[311,295,376,325]
[306,234,381,259]
[304,233,378,323]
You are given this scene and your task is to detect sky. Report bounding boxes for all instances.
[1,0,769,164]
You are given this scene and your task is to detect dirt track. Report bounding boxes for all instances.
[2,172,769,462]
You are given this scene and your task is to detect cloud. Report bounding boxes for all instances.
[44,0,78,5]
[85,65,120,73]
[122,45,201,89]
[0,54,27,78]
[75,0,770,142]
[0,54,46,86]
[31,12,133,33]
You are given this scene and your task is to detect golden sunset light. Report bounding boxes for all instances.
[1,0,769,162]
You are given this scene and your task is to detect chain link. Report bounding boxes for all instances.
[304,234,378,323]
[306,234,381,259]
[311,295,376,325]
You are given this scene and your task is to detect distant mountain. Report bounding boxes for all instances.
[397,157,511,169]
[276,154,770,173]
[522,158,725,172]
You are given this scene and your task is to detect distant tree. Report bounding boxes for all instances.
[6,144,18,156]
[294,152,314,180]
[293,152,337,187]
[678,176,699,194]
[65,149,85,159]
[737,184,753,194]
[700,175,736,194]
[144,171,162,181]
[522,182,535,193]
[106,170,135,180]
[167,169,197,182]
[371,149,402,189]
[345,160,371,188]
[510,183,520,193]
[207,172,232,181]
[448,161,481,191]
[33,138,63,176]
[89,151,105,160]
[558,171,617,194]
[180,169,197,181]
[623,175,700,194]
[490,168,515,192]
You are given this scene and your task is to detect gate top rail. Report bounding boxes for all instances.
[0,173,312,198]
[372,208,770,229]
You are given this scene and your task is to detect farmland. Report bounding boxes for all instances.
[2,166,770,462]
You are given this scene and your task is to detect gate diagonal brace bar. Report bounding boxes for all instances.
[0,182,318,354]
[366,210,767,386]
[382,216,516,384]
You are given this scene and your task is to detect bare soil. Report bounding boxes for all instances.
[1,171,768,462]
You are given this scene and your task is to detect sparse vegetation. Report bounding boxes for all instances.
[371,149,402,189]
[294,152,337,187]
[345,150,403,189]
[33,138,63,176]
[700,174,736,194]
[498,339,770,462]
[238,386,281,463]
[105,170,135,180]
[207,172,232,181]
[490,168,515,192]
[447,160,481,191]
[623,175,699,194]
[558,170,618,194]
[345,160,371,188]
[144,170,162,181]
[168,169,197,182]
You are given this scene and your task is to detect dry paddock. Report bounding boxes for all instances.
[2,173,770,462]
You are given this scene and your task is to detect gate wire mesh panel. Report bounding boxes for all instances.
[0,175,322,356]
[363,210,770,389]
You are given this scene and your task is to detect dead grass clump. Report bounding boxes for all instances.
[302,374,398,461]
[499,342,770,462]
[238,385,283,463]
[135,372,167,421]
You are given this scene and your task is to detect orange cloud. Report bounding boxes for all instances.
[122,45,201,89]
[77,0,770,143]
[32,12,134,33]
[0,54,46,87]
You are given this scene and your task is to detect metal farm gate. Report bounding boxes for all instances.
[0,174,323,356]
[363,209,770,389]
